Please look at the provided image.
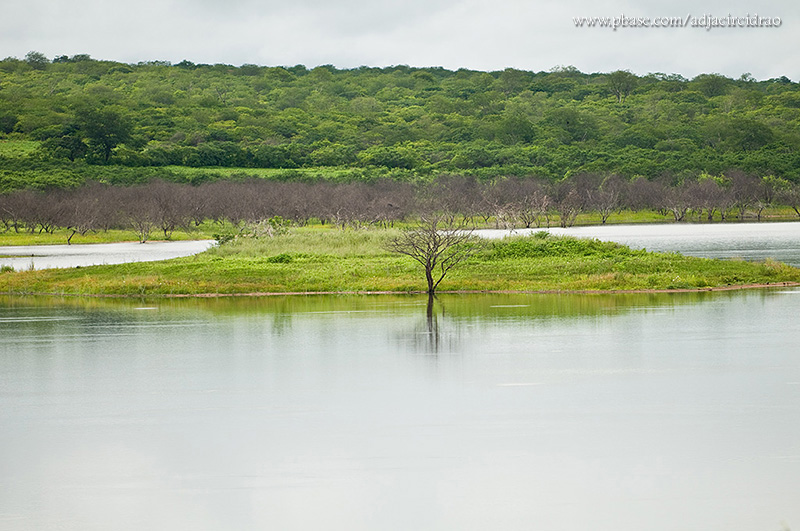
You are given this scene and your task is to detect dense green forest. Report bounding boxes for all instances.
[1,51,800,192]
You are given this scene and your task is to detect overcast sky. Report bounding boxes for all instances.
[1,0,797,79]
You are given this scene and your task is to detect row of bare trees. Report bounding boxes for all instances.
[0,179,418,242]
[423,171,800,227]
[2,172,799,242]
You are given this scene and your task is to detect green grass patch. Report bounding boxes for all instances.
[0,139,40,157]
[1,229,799,296]
[0,222,221,246]
[161,165,370,182]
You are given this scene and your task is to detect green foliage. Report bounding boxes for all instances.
[490,234,643,259]
[72,104,133,162]
[606,70,638,103]
[0,114,18,134]
[24,51,49,71]
[1,56,800,185]
[0,140,40,157]
[266,252,294,263]
[213,232,237,246]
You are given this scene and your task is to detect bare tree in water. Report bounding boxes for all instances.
[387,215,480,295]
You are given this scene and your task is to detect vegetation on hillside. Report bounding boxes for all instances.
[1,52,800,190]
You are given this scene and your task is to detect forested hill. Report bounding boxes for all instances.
[1,53,800,188]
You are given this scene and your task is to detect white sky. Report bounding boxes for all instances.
[1,0,797,79]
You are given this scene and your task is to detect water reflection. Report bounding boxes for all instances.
[0,291,727,356]
[0,289,727,320]
[403,294,448,354]
[2,292,799,530]
[426,294,439,352]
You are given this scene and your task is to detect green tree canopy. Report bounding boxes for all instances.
[73,104,133,163]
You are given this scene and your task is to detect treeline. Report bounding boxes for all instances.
[1,53,800,183]
[2,173,799,243]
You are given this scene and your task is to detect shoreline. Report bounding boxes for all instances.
[3,228,800,298]
[6,281,798,299]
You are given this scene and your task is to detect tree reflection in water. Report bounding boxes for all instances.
[407,293,465,355]
[425,293,440,353]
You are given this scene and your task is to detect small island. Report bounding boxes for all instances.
[1,226,799,297]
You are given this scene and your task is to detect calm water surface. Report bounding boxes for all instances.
[0,240,215,271]
[480,221,800,266]
[1,292,799,531]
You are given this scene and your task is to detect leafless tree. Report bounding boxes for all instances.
[480,178,519,229]
[684,178,728,222]
[61,183,108,243]
[778,182,800,219]
[356,180,413,228]
[517,179,552,228]
[728,170,761,220]
[119,185,158,243]
[755,176,791,221]
[183,183,213,227]
[322,182,374,229]
[661,181,692,221]
[0,190,35,233]
[386,215,480,294]
[588,174,626,224]
[147,179,192,239]
[552,179,585,227]
[625,176,661,213]
[417,174,482,223]
[20,190,66,234]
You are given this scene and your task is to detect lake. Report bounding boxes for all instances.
[1,290,799,531]
[0,240,215,271]
[2,222,800,530]
[478,220,800,267]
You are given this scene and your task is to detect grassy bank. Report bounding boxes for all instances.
[0,223,220,246]
[1,228,799,296]
[0,229,210,247]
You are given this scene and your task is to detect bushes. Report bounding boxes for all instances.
[490,233,641,260]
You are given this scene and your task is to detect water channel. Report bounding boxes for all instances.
[0,240,215,271]
[478,220,800,267]
[1,223,799,531]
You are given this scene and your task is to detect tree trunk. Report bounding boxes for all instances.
[425,267,435,294]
